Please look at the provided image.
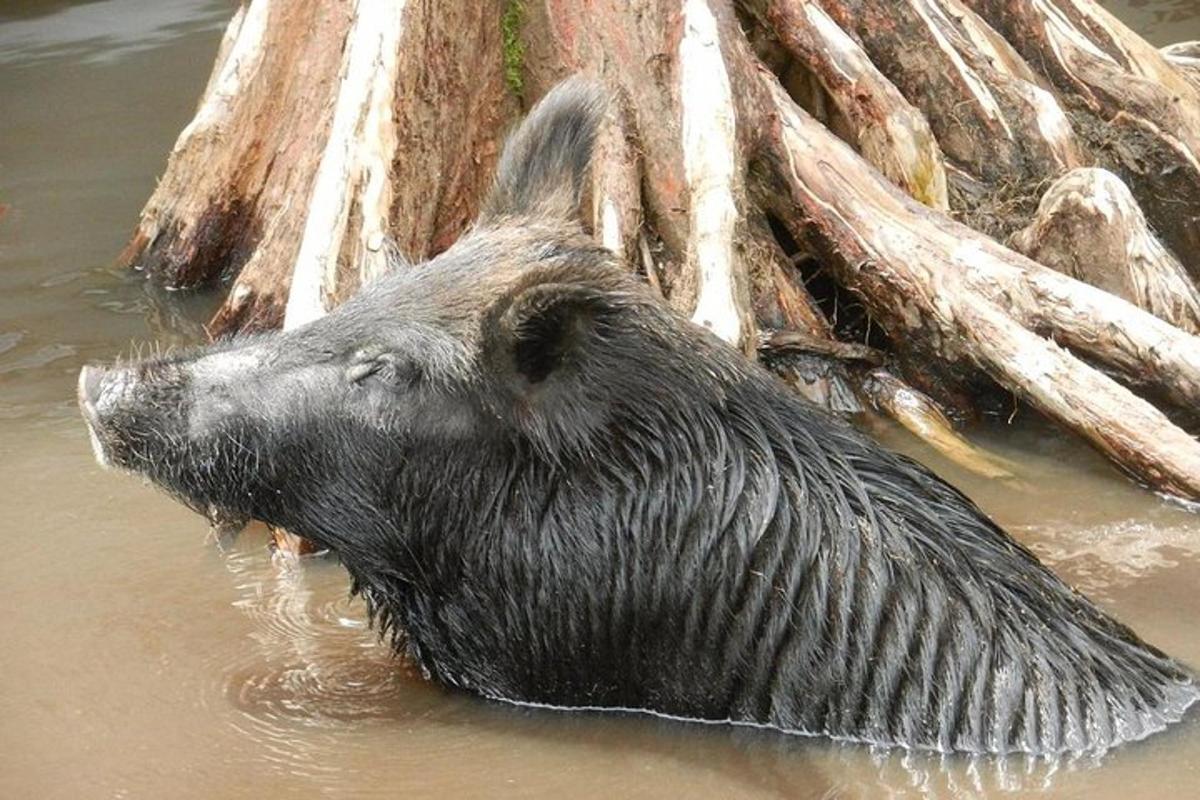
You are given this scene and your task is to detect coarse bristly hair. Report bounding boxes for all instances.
[80,77,1198,757]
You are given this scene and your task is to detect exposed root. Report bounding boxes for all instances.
[283,0,406,328]
[120,0,1200,502]
[860,369,1018,480]
[755,0,949,208]
[819,0,1081,219]
[177,1,268,152]
[679,0,755,350]
[760,74,1200,498]
[961,299,1200,497]
[1162,41,1200,92]
[967,0,1200,276]
[1011,168,1200,334]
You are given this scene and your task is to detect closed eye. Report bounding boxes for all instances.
[346,351,421,388]
[346,359,381,384]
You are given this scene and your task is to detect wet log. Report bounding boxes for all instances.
[860,370,1017,480]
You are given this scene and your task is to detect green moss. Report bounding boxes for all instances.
[501,0,525,100]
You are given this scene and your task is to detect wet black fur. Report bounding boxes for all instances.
[84,79,1197,756]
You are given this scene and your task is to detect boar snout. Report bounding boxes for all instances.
[77,360,188,472]
[78,363,124,468]
[77,364,105,421]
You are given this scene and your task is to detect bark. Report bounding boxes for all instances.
[817,0,1081,235]
[1011,168,1200,334]
[758,76,1200,497]
[965,0,1200,282]
[120,0,349,304]
[120,0,515,332]
[591,98,644,269]
[119,0,1200,502]
[747,0,949,209]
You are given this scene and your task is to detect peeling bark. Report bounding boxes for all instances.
[283,0,407,328]
[678,0,756,350]
[120,0,350,300]
[122,0,514,333]
[591,97,644,268]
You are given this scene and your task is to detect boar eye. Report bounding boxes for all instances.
[346,360,381,384]
[346,350,420,388]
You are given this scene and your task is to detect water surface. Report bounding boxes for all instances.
[1,2,1198,797]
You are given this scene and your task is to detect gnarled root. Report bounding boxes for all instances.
[758,75,1200,498]
[1011,168,1200,334]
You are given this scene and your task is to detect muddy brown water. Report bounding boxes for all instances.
[2,2,1199,798]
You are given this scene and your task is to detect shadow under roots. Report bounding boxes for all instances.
[765,214,889,351]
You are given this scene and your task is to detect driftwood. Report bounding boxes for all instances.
[118,0,1200,504]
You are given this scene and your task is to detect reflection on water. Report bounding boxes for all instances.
[2,1,1200,798]
[220,544,402,725]
[0,0,228,66]
[214,535,416,787]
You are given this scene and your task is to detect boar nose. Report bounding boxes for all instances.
[77,365,107,422]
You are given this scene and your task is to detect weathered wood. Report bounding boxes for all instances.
[759,75,1200,498]
[966,0,1200,281]
[750,0,949,208]
[677,0,756,349]
[817,0,1081,235]
[746,216,831,338]
[119,0,1200,501]
[1162,41,1200,92]
[591,96,643,269]
[525,0,771,353]
[281,0,407,328]
[1011,168,1200,334]
[120,0,350,312]
[121,0,514,334]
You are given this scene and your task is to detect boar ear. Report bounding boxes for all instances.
[487,282,611,388]
[479,77,606,224]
